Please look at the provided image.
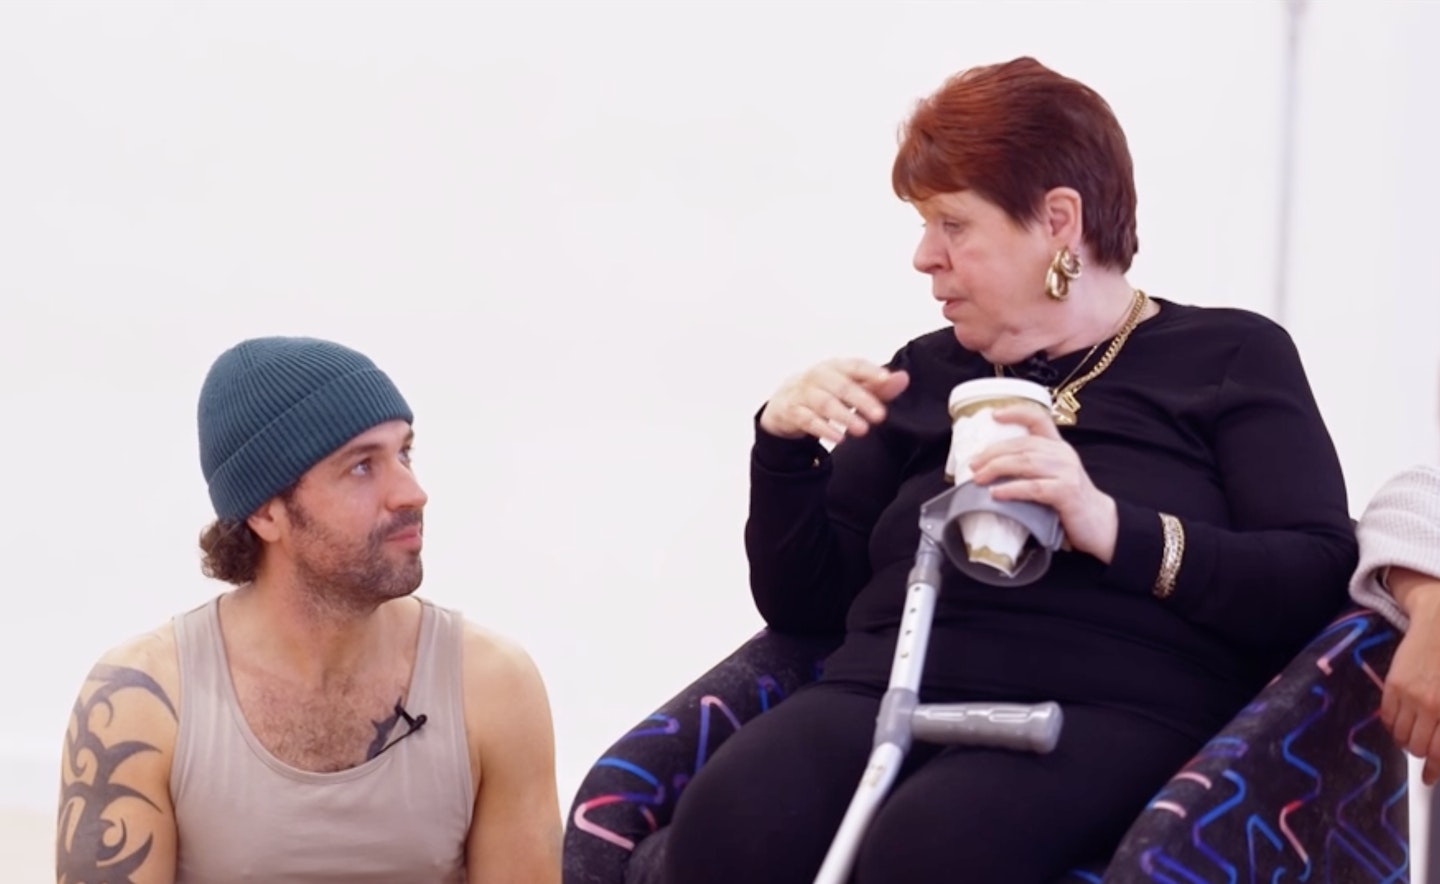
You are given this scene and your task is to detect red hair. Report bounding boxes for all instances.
[893,57,1139,271]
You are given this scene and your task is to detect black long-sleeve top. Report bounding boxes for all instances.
[745,300,1358,741]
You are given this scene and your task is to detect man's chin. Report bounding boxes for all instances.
[371,562,423,602]
[400,563,424,596]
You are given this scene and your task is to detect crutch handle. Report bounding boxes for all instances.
[910,701,1062,753]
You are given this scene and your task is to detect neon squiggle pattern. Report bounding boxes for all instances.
[570,679,803,856]
[1103,611,1409,883]
[565,613,1410,884]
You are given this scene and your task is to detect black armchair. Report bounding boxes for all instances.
[563,607,1409,883]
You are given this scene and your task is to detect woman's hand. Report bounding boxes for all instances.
[758,358,911,444]
[1381,568,1440,785]
[968,404,1119,563]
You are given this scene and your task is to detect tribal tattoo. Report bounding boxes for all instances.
[365,698,405,760]
[56,664,177,884]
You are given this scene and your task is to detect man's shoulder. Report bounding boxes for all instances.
[457,620,546,691]
[454,619,555,778]
[60,620,185,881]
[67,620,184,772]
[87,620,182,692]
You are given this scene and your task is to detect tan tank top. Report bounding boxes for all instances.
[170,597,472,883]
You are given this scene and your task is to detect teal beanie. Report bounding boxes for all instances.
[198,336,414,521]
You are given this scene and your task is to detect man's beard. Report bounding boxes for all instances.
[286,500,424,617]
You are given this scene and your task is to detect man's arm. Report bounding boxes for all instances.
[462,626,561,884]
[56,631,180,884]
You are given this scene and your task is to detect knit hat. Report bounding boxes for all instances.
[198,336,414,521]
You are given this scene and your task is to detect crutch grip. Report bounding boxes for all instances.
[910,701,1062,753]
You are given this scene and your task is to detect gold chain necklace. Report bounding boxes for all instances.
[993,289,1150,427]
[1045,340,1103,395]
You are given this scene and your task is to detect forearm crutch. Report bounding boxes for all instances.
[812,483,1066,884]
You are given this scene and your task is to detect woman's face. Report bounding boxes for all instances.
[912,190,1056,362]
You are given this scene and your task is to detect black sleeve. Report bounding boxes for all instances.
[743,356,908,634]
[1103,320,1358,648]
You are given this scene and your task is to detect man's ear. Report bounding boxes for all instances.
[1041,186,1083,248]
[247,497,286,543]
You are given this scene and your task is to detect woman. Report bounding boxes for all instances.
[660,57,1357,883]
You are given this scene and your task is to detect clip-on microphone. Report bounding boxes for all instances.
[374,702,428,758]
[396,703,428,733]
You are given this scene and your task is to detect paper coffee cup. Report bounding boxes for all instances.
[945,378,1053,577]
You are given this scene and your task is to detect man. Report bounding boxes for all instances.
[55,336,561,883]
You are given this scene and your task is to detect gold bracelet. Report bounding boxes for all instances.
[1154,513,1185,599]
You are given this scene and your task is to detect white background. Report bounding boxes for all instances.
[3,0,1437,879]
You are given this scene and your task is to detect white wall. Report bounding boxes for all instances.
[1,0,1435,876]
[1288,0,1440,505]
[1287,2,1440,875]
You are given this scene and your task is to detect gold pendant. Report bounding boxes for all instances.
[1053,389,1080,426]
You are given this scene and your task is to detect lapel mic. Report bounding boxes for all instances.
[373,702,428,758]
[1016,352,1060,386]
[395,702,428,733]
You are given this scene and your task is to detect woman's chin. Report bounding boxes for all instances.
[951,324,995,359]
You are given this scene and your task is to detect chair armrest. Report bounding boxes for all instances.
[563,628,843,884]
[1106,607,1408,882]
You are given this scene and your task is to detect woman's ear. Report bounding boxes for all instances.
[1041,187,1083,248]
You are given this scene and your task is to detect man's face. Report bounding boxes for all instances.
[279,419,428,612]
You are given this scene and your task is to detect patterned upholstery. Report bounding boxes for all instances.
[563,607,1408,883]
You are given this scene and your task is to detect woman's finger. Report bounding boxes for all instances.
[971,443,1076,489]
[800,411,847,444]
[824,374,888,423]
[801,385,872,436]
[991,404,1061,441]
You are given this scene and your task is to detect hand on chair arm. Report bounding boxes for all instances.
[1380,567,1440,784]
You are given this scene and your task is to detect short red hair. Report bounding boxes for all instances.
[893,57,1139,271]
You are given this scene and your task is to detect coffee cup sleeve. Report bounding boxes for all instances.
[919,481,1066,587]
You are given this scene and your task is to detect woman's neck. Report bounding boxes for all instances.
[1018,274,1141,361]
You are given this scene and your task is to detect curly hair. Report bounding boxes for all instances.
[198,485,297,585]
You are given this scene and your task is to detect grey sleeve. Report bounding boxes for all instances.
[1350,464,1440,631]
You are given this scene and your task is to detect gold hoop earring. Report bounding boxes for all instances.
[1045,246,1083,301]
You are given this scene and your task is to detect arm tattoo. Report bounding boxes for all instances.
[56,664,177,884]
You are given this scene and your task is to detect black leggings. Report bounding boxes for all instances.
[661,680,1201,884]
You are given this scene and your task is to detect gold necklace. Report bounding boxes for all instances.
[993,289,1150,427]
[1046,340,1103,395]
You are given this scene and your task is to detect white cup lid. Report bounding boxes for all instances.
[948,377,1052,412]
